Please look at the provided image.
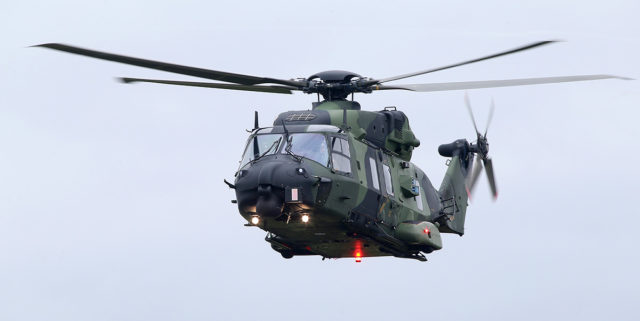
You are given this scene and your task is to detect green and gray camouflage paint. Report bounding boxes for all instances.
[233,100,473,261]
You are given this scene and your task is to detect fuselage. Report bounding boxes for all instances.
[232,101,455,260]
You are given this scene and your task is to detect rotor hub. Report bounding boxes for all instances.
[304,70,374,100]
[307,70,362,83]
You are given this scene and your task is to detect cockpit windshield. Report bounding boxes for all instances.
[239,132,330,169]
[239,134,282,169]
[284,133,329,166]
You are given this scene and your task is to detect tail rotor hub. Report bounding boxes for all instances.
[471,134,490,159]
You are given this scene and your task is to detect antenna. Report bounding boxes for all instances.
[254,110,259,130]
[281,119,289,140]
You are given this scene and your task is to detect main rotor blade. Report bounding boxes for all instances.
[376,40,557,84]
[119,77,296,94]
[464,92,480,135]
[373,74,629,92]
[35,43,304,87]
[483,158,498,200]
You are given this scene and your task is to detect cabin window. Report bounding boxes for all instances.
[383,164,394,196]
[239,134,282,169]
[369,157,380,191]
[415,181,424,211]
[331,137,351,174]
[284,133,329,166]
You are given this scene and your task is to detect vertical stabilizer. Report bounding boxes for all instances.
[437,140,473,235]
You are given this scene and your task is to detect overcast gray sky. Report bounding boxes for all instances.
[1,1,639,320]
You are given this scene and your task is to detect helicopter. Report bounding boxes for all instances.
[36,41,628,262]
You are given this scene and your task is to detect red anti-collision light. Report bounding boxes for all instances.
[355,251,362,263]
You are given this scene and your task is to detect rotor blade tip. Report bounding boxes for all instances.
[602,75,634,81]
[32,43,60,48]
[117,77,134,84]
[527,40,563,49]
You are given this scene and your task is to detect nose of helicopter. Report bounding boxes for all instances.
[255,184,283,218]
[234,156,317,219]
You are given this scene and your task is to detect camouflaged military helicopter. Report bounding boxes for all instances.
[37,41,627,262]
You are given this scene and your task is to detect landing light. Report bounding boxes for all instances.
[250,216,260,225]
[301,214,310,223]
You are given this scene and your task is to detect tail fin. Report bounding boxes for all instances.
[437,139,473,235]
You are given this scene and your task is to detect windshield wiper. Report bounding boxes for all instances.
[284,136,303,162]
[279,119,301,162]
[251,138,281,164]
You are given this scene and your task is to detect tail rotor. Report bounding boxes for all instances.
[464,93,498,200]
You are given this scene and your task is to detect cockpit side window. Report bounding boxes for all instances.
[330,137,351,174]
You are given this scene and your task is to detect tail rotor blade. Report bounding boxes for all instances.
[466,156,484,197]
[483,158,498,200]
[484,99,495,137]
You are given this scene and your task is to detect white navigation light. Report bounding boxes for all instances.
[250,216,260,225]
[301,214,310,223]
